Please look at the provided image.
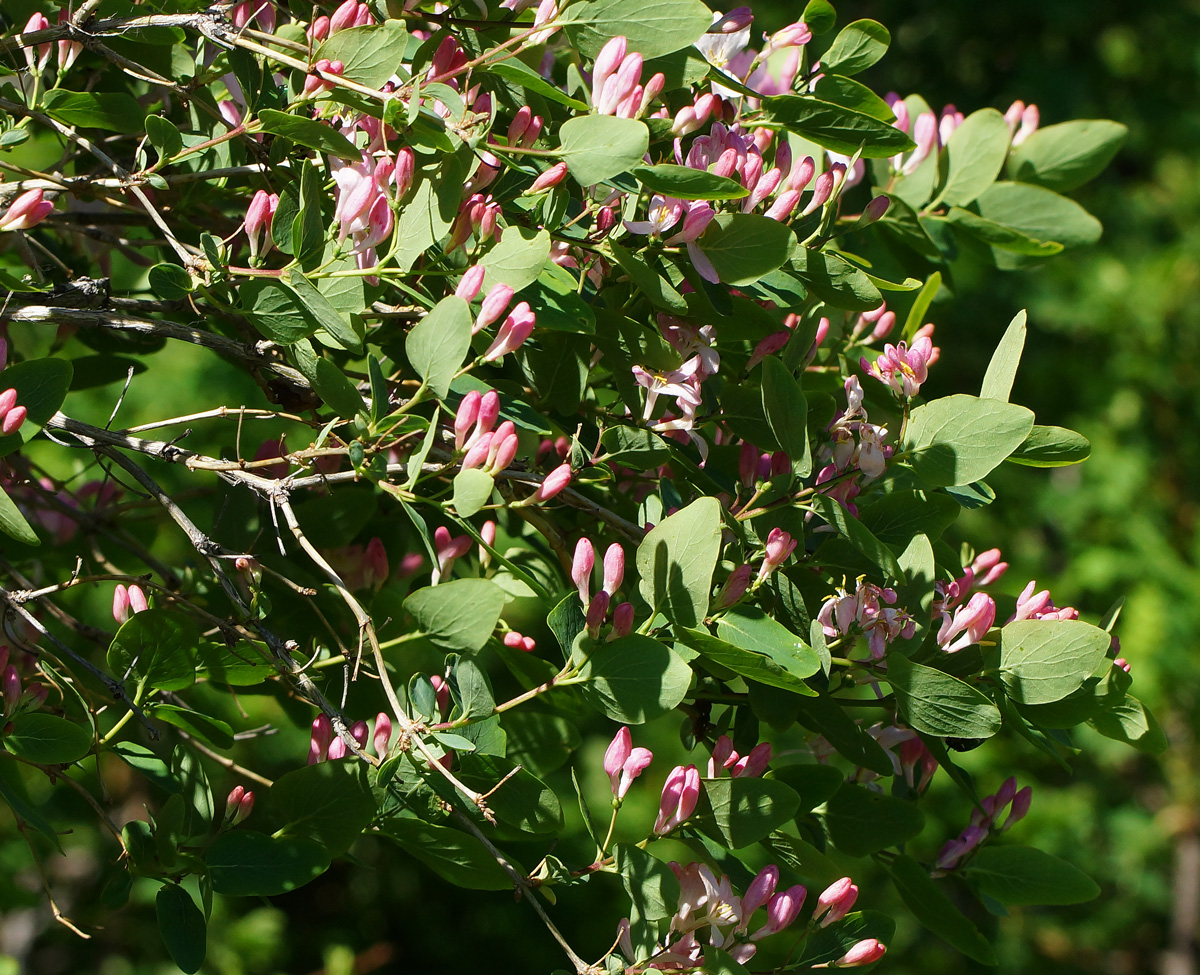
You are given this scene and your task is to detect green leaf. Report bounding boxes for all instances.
[793,695,894,775]
[305,356,364,419]
[156,885,206,974]
[288,272,360,354]
[110,742,180,794]
[616,844,680,920]
[107,609,199,692]
[561,0,713,58]
[576,634,693,723]
[599,425,672,468]
[790,247,882,311]
[856,490,959,548]
[931,108,1012,208]
[405,579,506,652]
[1006,425,1091,467]
[973,181,1102,250]
[379,819,513,889]
[144,114,183,159]
[392,173,455,271]
[406,296,472,398]
[481,227,551,293]
[795,911,896,967]
[716,606,820,679]
[43,90,145,131]
[631,164,749,201]
[0,757,63,852]
[207,830,330,896]
[698,213,795,286]
[148,263,192,300]
[902,394,1035,487]
[0,484,38,546]
[607,241,688,313]
[239,277,323,345]
[1007,119,1127,193]
[887,854,996,964]
[761,357,810,474]
[0,357,74,456]
[942,208,1064,256]
[824,782,924,856]
[979,310,1027,402]
[4,713,91,765]
[636,496,721,627]
[455,754,562,836]
[679,626,817,695]
[149,704,234,749]
[803,0,837,34]
[268,761,377,856]
[809,494,905,582]
[257,108,361,160]
[484,59,589,110]
[999,619,1112,705]
[964,846,1100,906]
[1089,695,1167,753]
[314,21,408,89]
[820,20,890,76]
[886,655,1002,739]
[764,95,915,158]
[558,115,649,185]
[452,468,494,518]
[694,776,801,849]
[811,75,895,121]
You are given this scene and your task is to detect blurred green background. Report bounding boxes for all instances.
[3,1,1198,973]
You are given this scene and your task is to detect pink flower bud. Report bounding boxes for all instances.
[732,741,771,777]
[611,602,635,638]
[533,462,572,502]
[461,433,493,471]
[455,390,482,450]
[127,585,149,614]
[586,590,610,636]
[754,884,807,938]
[456,265,486,303]
[373,712,393,757]
[833,939,887,967]
[329,0,360,33]
[814,877,858,926]
[708,734,738,776]
[741,865,779,917]
[709,6,753,32]
[349,720,369,749]
[327,736,347,760]
[112,585,131,624]
[604,726,632,781]
[572,538,595,605]
[714,564,753,610]
[508,106,532,146]
[1,405,26,436]
[529,162,569,193]
[22,13,51,72]
[764,189,800,222]
[308,15,330,39]
[476,390,501,434]
[308,714,333,765]
[801,171,834,216]
[2,666,20,715]
[430,674,451,716]
[862,195,890,225]
[653,764,700,835]
[592,36,627,104]
[503,631,524,649]
[1002,786,1032,830]
[602,543,625,595]
[475,282,515,333]
[0,189,53,232]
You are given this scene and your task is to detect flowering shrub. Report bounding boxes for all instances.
[0,0,1149,971]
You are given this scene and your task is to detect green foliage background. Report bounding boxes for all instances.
[0,1,1194,973]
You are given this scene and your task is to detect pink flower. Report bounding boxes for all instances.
[861,335,935,397]
[433,526,473,582]
[572,538,595,606]
[528,162,568,193]
[755,528,796,583]
[610,602,635,639]
[833,939,887,967]
[813,877,858,926]
[22,13,51,72]
[653,764,701,835]
[752,884,807,938]
[0,189,54,232]
[308,714,333,765]
[604,727,654,800]
[602,543,625,595]
[483,302,536,361]
[225,785,255,825]
[937,592,996,653]
[530,462,572,503]
[373,712,393,757]
[244,190,278,264]
[112,584,149,624]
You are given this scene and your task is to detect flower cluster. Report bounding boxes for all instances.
[935,777,1032,872]
[818,579,917,660]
